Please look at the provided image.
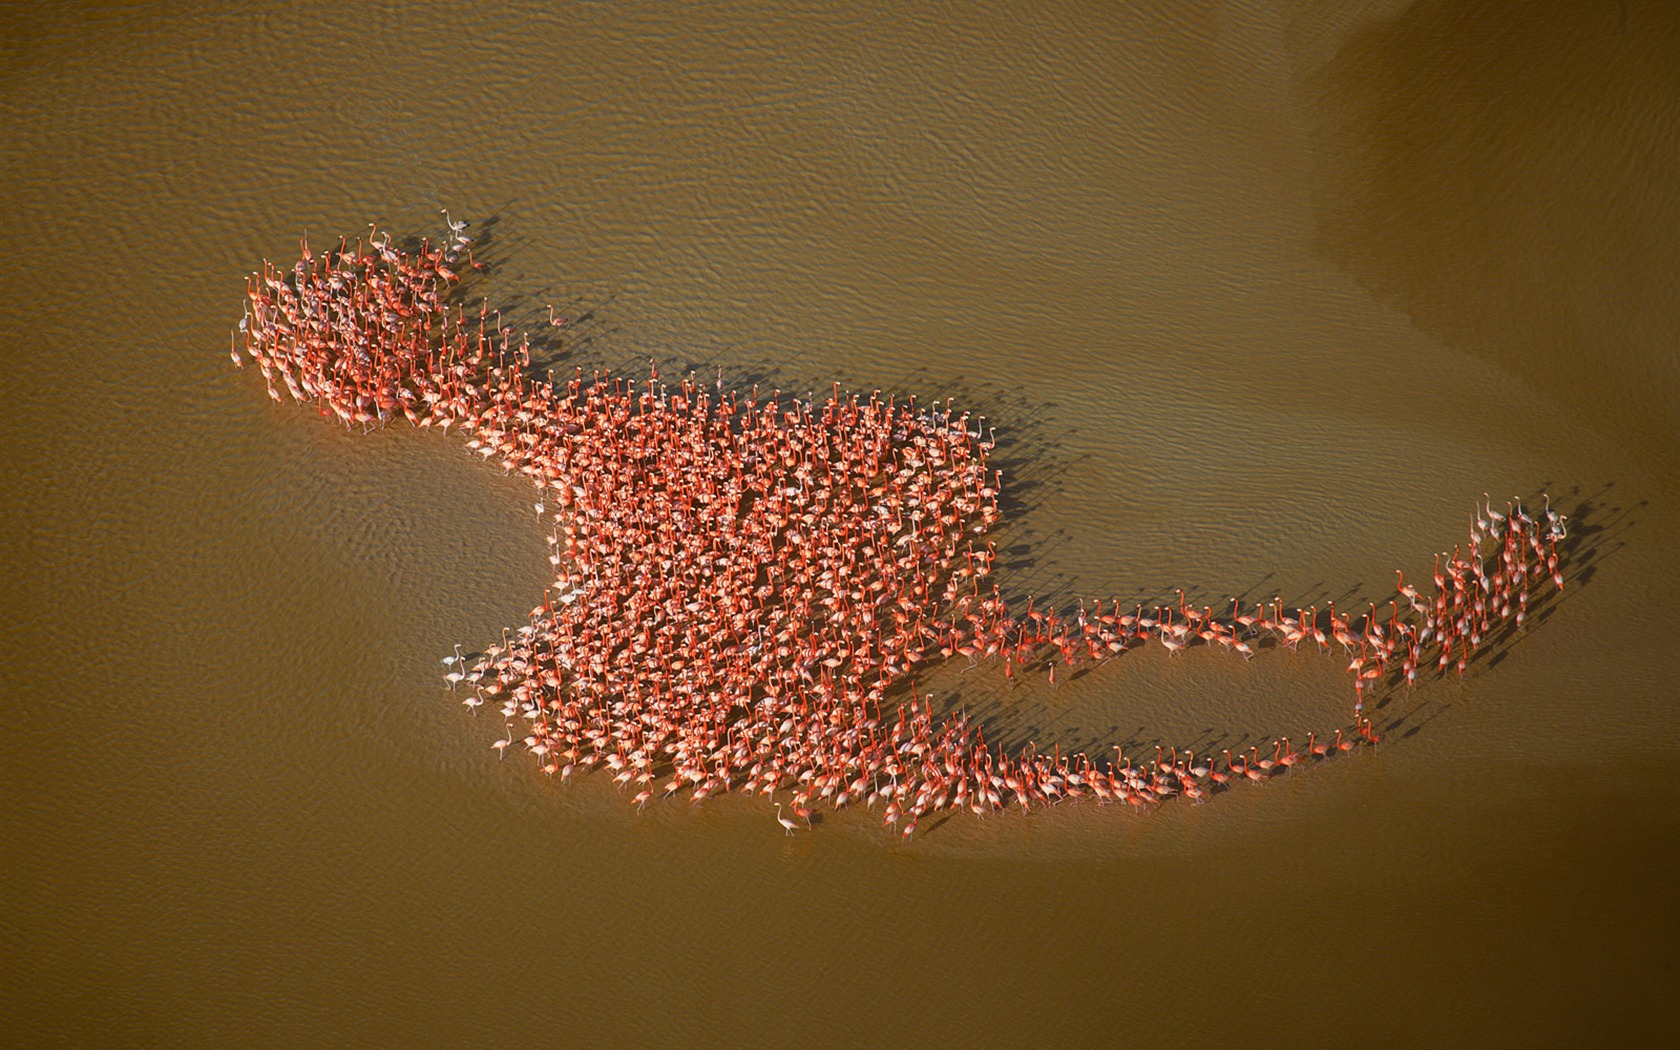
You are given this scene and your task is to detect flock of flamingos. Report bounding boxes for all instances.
[232,220,1568,839]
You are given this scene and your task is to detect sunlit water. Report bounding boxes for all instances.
[3,2,1676,1045]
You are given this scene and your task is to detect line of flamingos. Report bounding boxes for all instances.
[233,221,1567,839]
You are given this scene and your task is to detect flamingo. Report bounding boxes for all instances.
[234,224,1567,842]
[774,803,800,835]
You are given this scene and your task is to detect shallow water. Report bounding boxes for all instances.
[3,1,1677,1045]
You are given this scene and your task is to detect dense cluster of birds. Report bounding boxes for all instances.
[234,221,1568,838]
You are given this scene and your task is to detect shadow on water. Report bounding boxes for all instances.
[1366,483,1637,748]
[418,213,633,374]
[453,241,1100,620]
[910,483,1629,820]
[1303,0,1680,461]
[416,220,1632,827]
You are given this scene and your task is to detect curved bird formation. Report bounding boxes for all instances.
[234,224,1567,838]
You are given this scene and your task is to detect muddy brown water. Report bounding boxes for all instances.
[3,2,1677,1045]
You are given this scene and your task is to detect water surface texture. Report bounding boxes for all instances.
[3,2,1676,1045]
